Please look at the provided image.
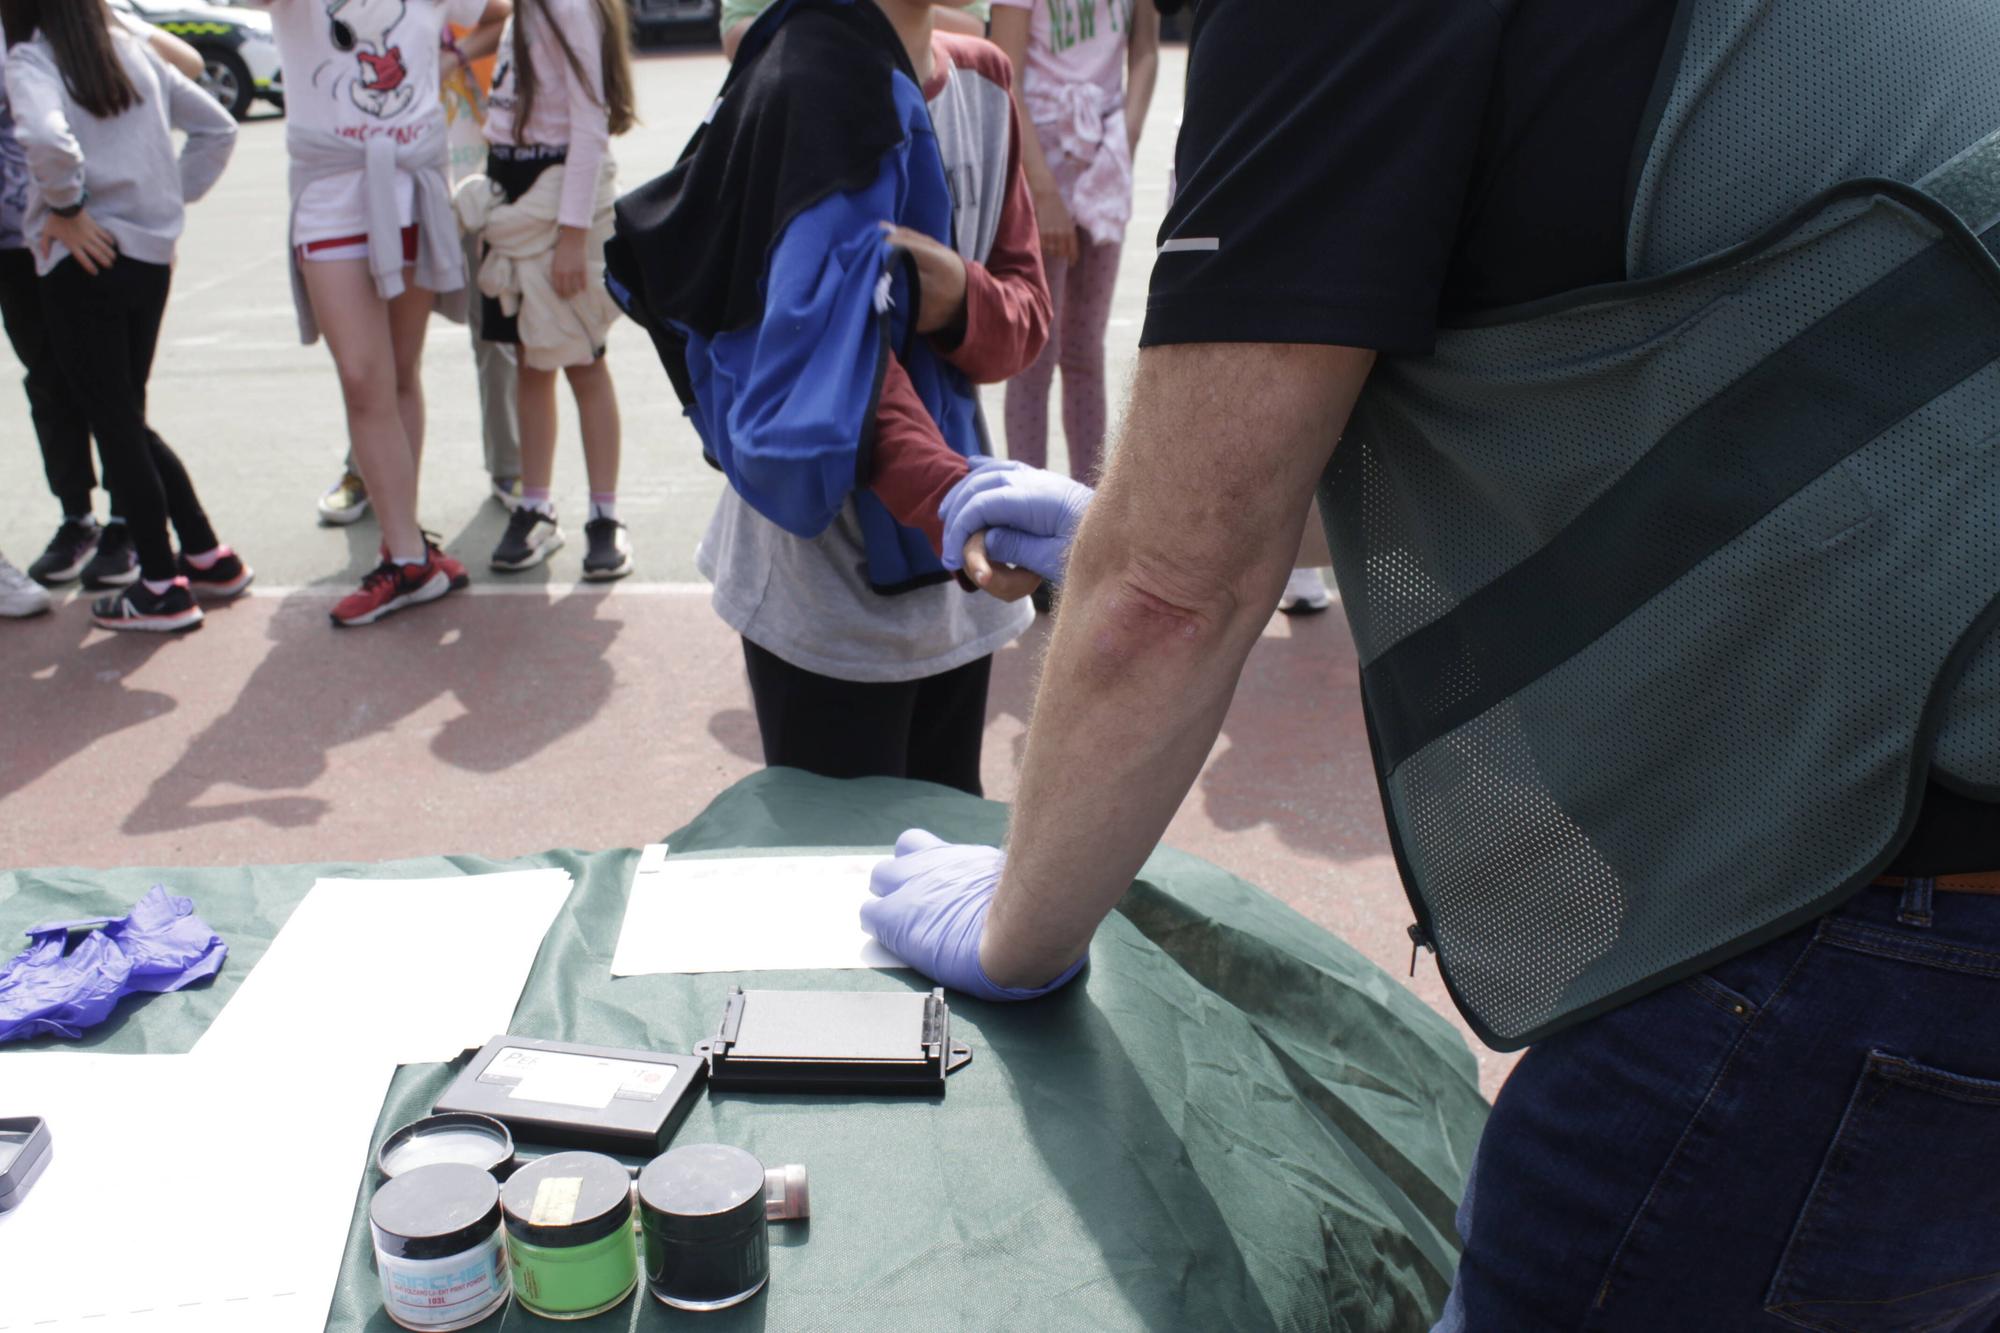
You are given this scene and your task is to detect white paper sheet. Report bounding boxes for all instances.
[610,847,905,975]
[194,869,573,1064]
[0,1053,390,1332]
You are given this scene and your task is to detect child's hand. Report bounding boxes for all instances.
[1032,185,1079,265]
[552,226,590,300]
[962,530,1043,604]
[41,209,117,275]
[880,223,968,336]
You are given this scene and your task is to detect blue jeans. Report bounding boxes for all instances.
[1436,880,2000,1331]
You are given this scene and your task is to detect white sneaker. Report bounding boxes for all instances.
[1278,567,1332,615]
[491,476,522,511]
[0,555,53,618]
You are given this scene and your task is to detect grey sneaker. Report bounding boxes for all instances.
[582,518,632,581]
[0,554,52,618]
[28,518,99,586]
[490,506,564,572]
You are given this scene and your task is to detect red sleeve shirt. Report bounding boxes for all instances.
[865,31,1053,556]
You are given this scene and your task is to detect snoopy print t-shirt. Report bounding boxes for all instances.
[263,0,488,244]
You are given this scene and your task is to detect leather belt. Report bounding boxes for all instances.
[1875,873,2000,896]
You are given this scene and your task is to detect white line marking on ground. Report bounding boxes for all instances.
[246,581,712,599]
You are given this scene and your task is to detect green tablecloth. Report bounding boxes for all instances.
[0,770,1487,1331]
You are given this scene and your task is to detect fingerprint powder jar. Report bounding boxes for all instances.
[638,1144,771,1311]
[369,1162,511,1331]
[500,1151,639,1320]
[378,1114,517,1181]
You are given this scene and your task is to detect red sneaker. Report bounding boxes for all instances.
[379,535,470,591]
[330,555,455,627]
[425,533,470,590]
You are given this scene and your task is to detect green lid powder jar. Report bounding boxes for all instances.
[500,1152,639,1320]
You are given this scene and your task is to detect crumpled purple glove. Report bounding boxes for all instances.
[862,830,1085,1002]
[0,886,228,1043]
[940,459,1095,585]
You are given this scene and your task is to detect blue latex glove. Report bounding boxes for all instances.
[863,830,1086,1002]
[0,886,227,1043]
[939,459,1095,584]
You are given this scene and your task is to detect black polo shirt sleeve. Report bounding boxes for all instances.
[1142,0,1504,356]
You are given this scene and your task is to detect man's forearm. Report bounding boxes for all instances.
[980,342,1375,988]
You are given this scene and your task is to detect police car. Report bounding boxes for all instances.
[109,0,283,120]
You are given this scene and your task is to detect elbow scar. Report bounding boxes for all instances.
[1098,582,1212,647]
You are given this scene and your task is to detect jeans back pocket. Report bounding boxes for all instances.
[1765,1051,2000,1331]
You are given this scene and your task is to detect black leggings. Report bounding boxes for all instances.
[0,246,96,515]
[40,257,217,580]
[741,639,993,797]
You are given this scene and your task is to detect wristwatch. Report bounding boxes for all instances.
[50,193,87,219]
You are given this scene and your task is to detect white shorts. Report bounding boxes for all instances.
[298,224,419,265]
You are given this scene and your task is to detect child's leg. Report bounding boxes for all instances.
[1055,237,1123,485]
[146,431,220,558]
[389,280,432,475]
[465,227,520,485]
[905,654,993,798]
[302,259,426,560]
[516,363,560,506]
[740,638,918,780]
[39,259,176,581]
[1002,249,1070,470]
[109,267,223,558]
[0,248,95,518]
[566,357,620,506]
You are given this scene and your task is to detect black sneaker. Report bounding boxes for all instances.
[81,522,139,590]
[176,546,255,601]
[90,577,203,633]
[582,518,632,581]
[489,506,564,572]
[28,519,100,585]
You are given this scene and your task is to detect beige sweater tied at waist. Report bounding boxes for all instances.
[454,158,621,371]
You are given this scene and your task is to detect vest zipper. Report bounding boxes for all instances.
[1407,923,1436,977]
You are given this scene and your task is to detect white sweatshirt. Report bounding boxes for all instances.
[3,23,235,275]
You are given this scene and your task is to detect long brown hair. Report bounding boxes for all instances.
[511,0,635,143]
[0,0,137,119]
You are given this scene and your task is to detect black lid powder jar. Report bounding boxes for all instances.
[638,1144,772,1311]
[369,1162,511,1331]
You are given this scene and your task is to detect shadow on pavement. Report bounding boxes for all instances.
[983,610,1375,866]
[1195,612,1385,865]
[707,704,763,764]
[121,585,621,835]
[0,599,178,803]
